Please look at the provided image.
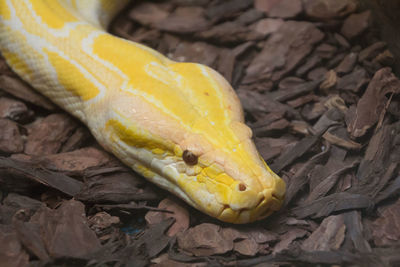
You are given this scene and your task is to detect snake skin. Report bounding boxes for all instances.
[0,0,285,223]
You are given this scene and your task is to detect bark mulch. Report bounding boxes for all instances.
[0,0,400,266]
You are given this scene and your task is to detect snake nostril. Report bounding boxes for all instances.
[238,183,246,191]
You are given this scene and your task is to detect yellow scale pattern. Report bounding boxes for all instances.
[0,0,286,223]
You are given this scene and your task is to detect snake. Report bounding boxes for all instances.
[0,0,285,224]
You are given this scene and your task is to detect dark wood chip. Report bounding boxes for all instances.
[0,156,83,196]
[29,200,102,258]
[75,172,159,203]
[372,199,400,246]
[0,75,56,110]
[292,192,374,219]
[303,0,358,20]
[154,7,210,33]
[347,67,400,138]
[271,130,325,173]
[301,214,346,251]
[0,118,24,154]
[0,225,29,266]
[24,113,78,156]
[341,11,371,39]
[244,21,324,83]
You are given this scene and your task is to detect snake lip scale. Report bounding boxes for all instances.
[0,0,286,224]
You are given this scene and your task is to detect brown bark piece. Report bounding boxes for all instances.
[170,41,219,67]
[341,11,371,40]
[343,211,371,253]
[374,49,395,66]
[320,70,337,91]
[234,238,259,256]
[296,54,321,76]
[25,113,77,156]
[255,136,295,161]
[243,227,279,244]
[2,193,44,222]
[268,0,302,19]
[88,212,120,233]
[196,21,263,43]
[336,68,369,92]
[145,197,189,237]
[237,89,293,119]
[237,9,264,26]
[38,147,111,172]
[60,126,91,152]
[154,7,209,33]
[358,42,386,62]
[205,0,252,22]
[303,0,358,20]
[13,220,50,261]
[75,171,159,203]
[0,156,83,196]
[254,0,281,14]
[273,228,307,254]
[270,131,324,173]
[0,118,24,153]
[347,67,400,138]
[0,225,29,267]
[355,122,400,200]
[372,199,400,246]
[335,53,358,74]
[301,215,346,251]
[252,18,284,36]
[0,75,56,110]
[292,192,374,219]
[217,42,254,83]
[323,127,362,150]
[0,97,32,122]
[306,161,358,203]
[30,199,102,258]
[177,223,233,256]
[315,43,337,59]
[272,78,322,102]
[128,2,170,26]
[244,21,324,83]
[308,67,328,81]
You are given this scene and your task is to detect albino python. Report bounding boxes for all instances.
[0,0,285,223]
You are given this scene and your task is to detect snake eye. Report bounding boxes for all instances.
[183,150,198,165]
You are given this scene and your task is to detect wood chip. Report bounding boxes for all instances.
[347,68,400,138]
[0,118,24,154]
[301,215,346,251]
[145,197,189,237]
[341,11,371,39]
[0,75,56,110]
[177,223,233,256]
[24,114,78,156]
[244,21,324,83]
[372,199,400,246]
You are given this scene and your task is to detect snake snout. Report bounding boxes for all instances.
[216,178,285,224]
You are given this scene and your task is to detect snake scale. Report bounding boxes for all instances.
[0,0,285,223]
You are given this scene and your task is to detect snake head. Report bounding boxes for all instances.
[98,61,286,224]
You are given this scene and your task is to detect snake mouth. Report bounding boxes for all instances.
[215,188,284,224]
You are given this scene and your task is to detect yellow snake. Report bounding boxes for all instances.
[0,0,285,223]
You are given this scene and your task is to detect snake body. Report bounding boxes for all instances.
[0,0,285,223]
